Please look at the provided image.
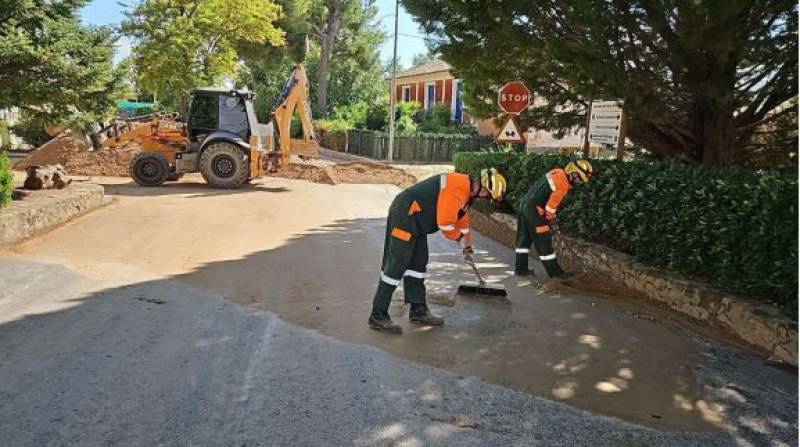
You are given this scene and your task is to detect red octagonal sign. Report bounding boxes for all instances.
[498,81,531,115]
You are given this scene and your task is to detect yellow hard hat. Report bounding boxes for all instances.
[480,167,507,201]
[565,159,593,183]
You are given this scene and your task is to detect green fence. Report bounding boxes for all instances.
[347,130,492,162]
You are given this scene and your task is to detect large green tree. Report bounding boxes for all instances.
[122,0,285,110]
[241,0,385,120]
[0,0,123,130]
[309,0,385,117]
[402,0,797,166]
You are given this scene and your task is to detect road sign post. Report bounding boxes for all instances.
[615,109,627,160]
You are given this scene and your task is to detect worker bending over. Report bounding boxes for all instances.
[515,160,593,278]
[369,168,507,334]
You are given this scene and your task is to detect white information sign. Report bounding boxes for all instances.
[589,100,623,145]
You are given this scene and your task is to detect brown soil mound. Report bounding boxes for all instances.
[328,162,417,188]
[273,163,335,185]
[14,132,141,177]
[273,161,416,189]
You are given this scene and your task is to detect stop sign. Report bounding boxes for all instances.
[498,82,531,115]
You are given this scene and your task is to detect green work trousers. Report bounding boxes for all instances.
[371,195,429,313]
[515,203,564,277]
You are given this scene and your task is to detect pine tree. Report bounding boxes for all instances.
[402,0,797,166]
[0,0,123,130]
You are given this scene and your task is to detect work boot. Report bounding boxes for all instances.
[409,303,444,326]
[368,310,402,334]
[514,268,535,277]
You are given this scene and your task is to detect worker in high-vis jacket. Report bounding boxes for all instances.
[515,160,593,278]
[369,168,507,334]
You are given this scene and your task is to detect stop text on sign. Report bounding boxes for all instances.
[500,93,529,102]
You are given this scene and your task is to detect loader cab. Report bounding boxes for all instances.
[186,88,258,149]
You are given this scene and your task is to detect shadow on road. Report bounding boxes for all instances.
[0,218,796,446]
[100,180,292,198]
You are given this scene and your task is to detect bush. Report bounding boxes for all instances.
[0,151,12,208]
[332,98,389,131]
[316,118,352,133]
[416,103,451,132]
[415,103,478,135]
[454,152,798,313]
[395,101,419,134]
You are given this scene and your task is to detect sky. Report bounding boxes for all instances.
[80,0,429,67]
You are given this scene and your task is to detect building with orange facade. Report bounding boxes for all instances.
[393,60,473,126]
[393,59,587,150]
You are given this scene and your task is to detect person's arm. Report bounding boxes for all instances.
[545,171,570,220]
[438,192,469,240]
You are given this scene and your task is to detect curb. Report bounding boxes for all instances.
[0,182,105,247]
[470,209,798,366]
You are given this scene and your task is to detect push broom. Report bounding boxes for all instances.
[457,254,508,297]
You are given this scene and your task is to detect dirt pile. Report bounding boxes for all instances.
[329,162,417,188]
[273,163,335,185]
[274,161,417,189]
[14,132,141,177]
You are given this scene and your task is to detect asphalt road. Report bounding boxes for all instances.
[0,175,796,446]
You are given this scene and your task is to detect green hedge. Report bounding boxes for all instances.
[0,151,12,207]
[454,152,798,314]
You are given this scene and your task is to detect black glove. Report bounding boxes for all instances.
[462,245,474,261]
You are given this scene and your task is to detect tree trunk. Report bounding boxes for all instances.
[316,3,342,119]
[317,36,331,118]
[692,69,737,167]
[699,101,735,167]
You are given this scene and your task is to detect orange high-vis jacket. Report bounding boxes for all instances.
[544,169,571,220]
[436,173,471,240]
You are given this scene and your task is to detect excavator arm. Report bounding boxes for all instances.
[270,64,320,169]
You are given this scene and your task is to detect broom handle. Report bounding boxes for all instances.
[466,258,486,286]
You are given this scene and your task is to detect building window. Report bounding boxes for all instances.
[402,85,411,102]
[425,82,436,112]
[451,79,463,122]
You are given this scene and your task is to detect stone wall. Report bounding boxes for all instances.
[469,209,798,366]
[0,183,105,247]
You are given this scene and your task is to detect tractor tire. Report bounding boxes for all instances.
[199,142,249,189]
[130,152,169,187]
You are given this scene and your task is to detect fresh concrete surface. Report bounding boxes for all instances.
[0,174,796,445]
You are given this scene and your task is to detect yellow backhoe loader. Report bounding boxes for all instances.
[100,65,319,188]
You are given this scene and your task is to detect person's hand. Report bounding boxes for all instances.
[463,245,474,261]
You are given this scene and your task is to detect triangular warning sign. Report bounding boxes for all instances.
[495,116,526,144]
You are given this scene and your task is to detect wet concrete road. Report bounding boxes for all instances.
[0,175,796,445]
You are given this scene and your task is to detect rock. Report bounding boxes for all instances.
[23,165,71,190]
